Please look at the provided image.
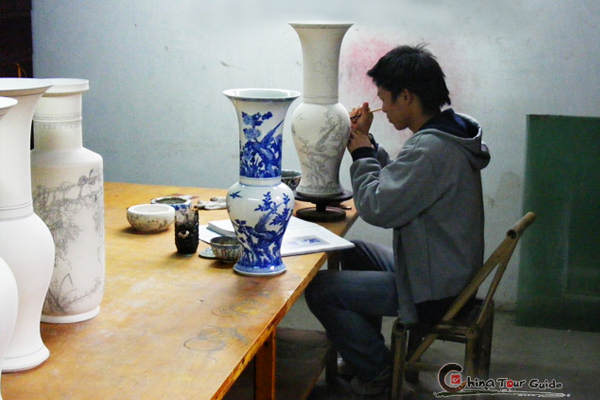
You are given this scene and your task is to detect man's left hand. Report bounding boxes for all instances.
[347,129,374,153]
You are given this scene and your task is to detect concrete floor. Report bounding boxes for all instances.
[280,294,600,400]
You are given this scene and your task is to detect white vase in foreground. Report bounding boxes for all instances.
[0,78,54,372]
[0,256,18,400]
[290,21,353,198]
[0,97,19,400]
[32,78,105,323]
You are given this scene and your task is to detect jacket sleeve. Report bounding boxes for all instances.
[375,145,391,166]
[350,139,449,228]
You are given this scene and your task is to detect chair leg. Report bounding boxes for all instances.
[390,319,408,400]
[464,328,481,379]
[478,308,494,379]
[405,327,423,384]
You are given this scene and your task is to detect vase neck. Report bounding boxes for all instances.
[239,176,281,186]
[292,24,352,104]
[33,119,83,150]
[0,92,45,213]
[225,91,298,182]
[33,93,84,150]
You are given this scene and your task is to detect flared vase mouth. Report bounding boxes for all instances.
[223,88,301,102]
[289,21,353,29]
[0,78,52,97]
[0,96,18,114]
[41,78,89,96]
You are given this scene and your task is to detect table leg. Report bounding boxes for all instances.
[255,329,276,400]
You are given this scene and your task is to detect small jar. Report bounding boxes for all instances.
[174,207,199,255]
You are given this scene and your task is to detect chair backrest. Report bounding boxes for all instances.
[407,211,536,363]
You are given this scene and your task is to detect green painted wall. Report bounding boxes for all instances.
[517,115,600,331]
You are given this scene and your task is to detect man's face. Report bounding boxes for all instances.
[377,86,409,131]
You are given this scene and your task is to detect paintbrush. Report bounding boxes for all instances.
[350,107,383,123]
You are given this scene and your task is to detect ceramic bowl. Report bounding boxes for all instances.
[150,196,192,211]
[210,236,242,263]
[127,203,175,233]
[281,169,302,192]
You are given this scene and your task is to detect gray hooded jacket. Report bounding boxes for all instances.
[350,111,490,323]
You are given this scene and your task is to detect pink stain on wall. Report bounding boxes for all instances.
[340,35,397,104]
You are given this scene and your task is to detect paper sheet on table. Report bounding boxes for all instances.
[198,216,354,257]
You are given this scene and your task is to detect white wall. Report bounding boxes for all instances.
[32,0,600,307]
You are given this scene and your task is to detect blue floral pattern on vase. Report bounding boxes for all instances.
[224,88,300,276]
[240,111,283,179]
[231,192,292,273]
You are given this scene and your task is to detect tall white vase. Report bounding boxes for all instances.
[289,22,353,198]
[223,88,299,276]
[0,256,18,400]
[0,97,19,400]
[0,78,54,372]
[32,78,105,324]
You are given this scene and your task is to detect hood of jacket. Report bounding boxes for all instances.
[418,108,490,170]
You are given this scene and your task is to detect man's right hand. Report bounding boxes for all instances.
[349,102,373,134]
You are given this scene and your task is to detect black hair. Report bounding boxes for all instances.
[367,44,451,114]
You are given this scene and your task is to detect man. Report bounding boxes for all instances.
[305,44,490,397]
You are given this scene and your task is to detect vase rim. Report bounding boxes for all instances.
[0,78,52,97]
[223,88,300,102]
[289,21,353,29]
[0,96,18,114]
[40,78,89,96]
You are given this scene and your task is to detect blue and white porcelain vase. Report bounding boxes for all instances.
[223,88,300,276]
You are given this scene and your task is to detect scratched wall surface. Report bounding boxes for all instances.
[32,0,600,306]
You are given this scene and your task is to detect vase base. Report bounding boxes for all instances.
[295,189,353,222]
[41,305,100,324]
[233,263,286,277]
[2,345,50,372]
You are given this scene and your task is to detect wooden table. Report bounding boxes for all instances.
[3,182,357,400]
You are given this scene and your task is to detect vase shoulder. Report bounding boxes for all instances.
[291,103,350,198]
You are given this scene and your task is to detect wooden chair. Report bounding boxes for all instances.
[390,212,536,399]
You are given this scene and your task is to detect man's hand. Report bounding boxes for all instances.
[348,102,375,153]
[347,129,374,153]
[349,102,373,133]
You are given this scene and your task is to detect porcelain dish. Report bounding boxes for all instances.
[209,236,242,263]
[127,203,175,232]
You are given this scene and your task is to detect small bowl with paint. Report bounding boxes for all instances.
[151,195,192,211]
[209,236,242,263]
[127,203,175,233]
[281,169,302,193]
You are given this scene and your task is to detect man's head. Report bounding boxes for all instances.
[367,44,451,131]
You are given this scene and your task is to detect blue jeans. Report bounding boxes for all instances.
[305,240,398,381]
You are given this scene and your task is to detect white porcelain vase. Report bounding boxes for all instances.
[0,97,19,400]
[0,78,54,372]
[223,88,299,276]
[289,22,353,197]
[0,256,18,400]
[31,78,105,323]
